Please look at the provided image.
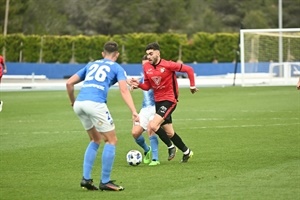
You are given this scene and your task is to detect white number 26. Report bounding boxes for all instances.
[85,64,111,82]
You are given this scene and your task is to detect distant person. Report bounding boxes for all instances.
[66,41,139,191]
[131,42,198,163]
[0,54,7,112]
[212,57,218,63]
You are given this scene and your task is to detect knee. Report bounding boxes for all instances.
[165,131,174,138]
[108,137,117,145]
[93,138,101,144]
[105,135,118,145]
[149,122,159,133]
[131,130,140,139]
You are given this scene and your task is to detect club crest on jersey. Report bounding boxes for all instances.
[151,76,161,85]
[160,67,165,73]
[98,121,103,126]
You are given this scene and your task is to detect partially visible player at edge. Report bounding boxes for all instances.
[66,41,139,191]
[130,42,198,163]
[297,78,300,90]
[130,55,175,166]
[0,54,8,112]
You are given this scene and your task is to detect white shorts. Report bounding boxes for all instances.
[73,101,115,132]
[135,105,155,130]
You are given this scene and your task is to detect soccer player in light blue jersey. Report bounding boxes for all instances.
[130,56,176,166]
[66,41,139,191]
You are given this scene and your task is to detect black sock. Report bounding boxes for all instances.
[170,132,188,152]
[155,127,172,147]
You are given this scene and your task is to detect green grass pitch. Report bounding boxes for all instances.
[0,86,299,200]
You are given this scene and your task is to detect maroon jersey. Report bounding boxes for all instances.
[139,59,195,103]
[0,55,4,77]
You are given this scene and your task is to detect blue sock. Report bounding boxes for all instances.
[83,142,99,180]
[149,135,158,161]
[135,135,150,154]
[101,144,115,184]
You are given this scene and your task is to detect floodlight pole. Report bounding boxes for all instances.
[3,0,10,58]
[278,0,283,68]
[3,0,9,36]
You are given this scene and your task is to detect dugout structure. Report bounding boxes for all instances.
[240,28,300,86]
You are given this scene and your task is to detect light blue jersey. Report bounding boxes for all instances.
[140,77,155,108]
[76,58,127,103]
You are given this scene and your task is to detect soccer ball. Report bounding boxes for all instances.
[126,150,142,166]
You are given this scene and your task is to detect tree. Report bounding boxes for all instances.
[23,0,71,35]
[242,10,269,29]
[1,0,299,35]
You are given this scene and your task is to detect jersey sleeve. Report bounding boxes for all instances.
[138,68,151,90]
[116,64,127,81]
[76,66,87,80]
[0,56,4,65]
[167,60,196,87]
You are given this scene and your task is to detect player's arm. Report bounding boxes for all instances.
[1,58,7,73]
[118,79,139,122]
[138,78,151,90]
[177,64,198,94]
[130,76,151,91]
[66,74,81,106]
[127,78,141,91]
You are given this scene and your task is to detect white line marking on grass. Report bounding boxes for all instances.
[0,130,82,135]
[173,118,299,121]
[177,123,300,129]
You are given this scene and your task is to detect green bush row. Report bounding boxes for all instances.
[1,32,242,63]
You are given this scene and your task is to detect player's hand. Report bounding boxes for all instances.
[130,85,138,91]
[130,78,139,88]
[132,112,140,123]
[190,86,198,94]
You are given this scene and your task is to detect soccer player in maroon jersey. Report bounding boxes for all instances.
[131,42,198,162]
[0,54,7,112]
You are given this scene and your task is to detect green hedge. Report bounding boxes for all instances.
[42,35,73,63]
[23,35,41,62]
[1,33,241,63]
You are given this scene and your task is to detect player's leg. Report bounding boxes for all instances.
[0,100,3,112]
[92,103,124,191]
[149,101,177,160]
[73,101,99,190]
[149,114,173,147]
[132,108,151,163]
[162,123,193,162]
[0,73,3,112]
[99,130,124,191]
[83,127,101,178]
[155,100,192,162]
[148,130,160,166]
[132,107,151,164]
[145,106,160,165]
[132,124,151,163]
[80,126,101,190]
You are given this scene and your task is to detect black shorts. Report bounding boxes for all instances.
[155,100,177,125]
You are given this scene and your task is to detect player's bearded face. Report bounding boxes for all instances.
[146,50,160,65]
